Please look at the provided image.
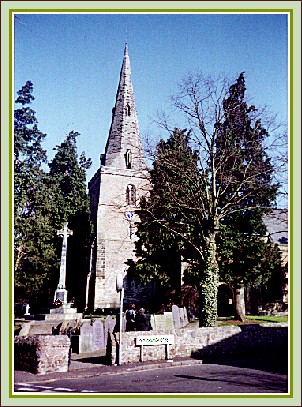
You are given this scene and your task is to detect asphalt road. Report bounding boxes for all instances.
[14,357,288,394]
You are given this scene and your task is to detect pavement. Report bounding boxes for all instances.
[14,350,204,384]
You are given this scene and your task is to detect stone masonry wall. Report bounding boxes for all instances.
[113,324,288,364]
[92,167,150,309]
[14,335,71,375]
[87,45,151,311]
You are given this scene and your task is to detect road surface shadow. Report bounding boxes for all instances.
[201,353,288,375]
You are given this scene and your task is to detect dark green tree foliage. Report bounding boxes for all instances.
[14,81,57,305]
[134,73,279,326]
[217,210,284,320]
[215,73,279,320]
[129,129,208,305]
[215,73,278,210]
[132,129,204,302]
[48,131,92,310]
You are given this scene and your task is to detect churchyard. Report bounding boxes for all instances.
[13,38,289,384]
[14,228,288,375]
[14,301,288,375]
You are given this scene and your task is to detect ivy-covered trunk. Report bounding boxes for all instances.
[199,236,219,327]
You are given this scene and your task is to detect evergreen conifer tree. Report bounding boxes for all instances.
[14,81,57,306]
[48,131,92,310]
[217,210,284,320]
[215,73,279,320]
[132,129,203,306]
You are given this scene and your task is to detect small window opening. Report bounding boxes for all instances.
[126,104,131,116]
[126,184,136,205]
[125,149,132,169]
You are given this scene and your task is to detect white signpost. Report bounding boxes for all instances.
[125,211,135,239]
[135,335,174,362]
[116,273,124,365]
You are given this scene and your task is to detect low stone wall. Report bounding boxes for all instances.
[113,324,288,364]
[14,335,71,375]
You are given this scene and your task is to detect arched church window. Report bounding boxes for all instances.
[126,184,136,205]
[125,149,132,169]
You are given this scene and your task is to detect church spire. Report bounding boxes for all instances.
[103,44,147,171]
[124,42,128,56]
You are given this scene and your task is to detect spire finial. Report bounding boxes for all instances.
[124,42,128,56]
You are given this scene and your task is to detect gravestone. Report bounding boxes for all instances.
[179,307,185,327]
[152,315,166,331]
[93,318,105,350]
[109,316,116,332]
[105,315,115,346]
[164,312,174,330]
[71,319,106,353]
[183,307,188,325]
[24,304,30,316]
[150,314,156,330]
[122,315,126,332]
[77,321,91,353]
[152,313,174,331]
[172,305,181,329]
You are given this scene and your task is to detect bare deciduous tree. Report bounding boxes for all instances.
[137,72,285,326]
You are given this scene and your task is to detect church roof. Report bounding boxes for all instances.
[263,209,288,245]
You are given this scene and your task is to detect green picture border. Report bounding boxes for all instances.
[1,1,300,406]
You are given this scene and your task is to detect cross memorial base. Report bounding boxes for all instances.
[54,288,68,304]
[33,302,82,321]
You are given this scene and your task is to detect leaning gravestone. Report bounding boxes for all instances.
[172,305,181,329]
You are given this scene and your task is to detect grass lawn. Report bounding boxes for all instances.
[246,315,288,323]
[217,315,288,326]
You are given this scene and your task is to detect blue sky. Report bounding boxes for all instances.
[14,12,288,183]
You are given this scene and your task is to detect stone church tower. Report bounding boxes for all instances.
[87,44,150,311]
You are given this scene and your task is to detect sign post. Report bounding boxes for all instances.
[125,211,135,239]
[116,273,124,365]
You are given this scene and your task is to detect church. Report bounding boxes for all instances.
[86,44,151,311]
[85,45,288,316]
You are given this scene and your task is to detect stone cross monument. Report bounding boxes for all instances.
[54,222,73,304]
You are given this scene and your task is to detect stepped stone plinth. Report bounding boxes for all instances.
[33,304,82,321]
